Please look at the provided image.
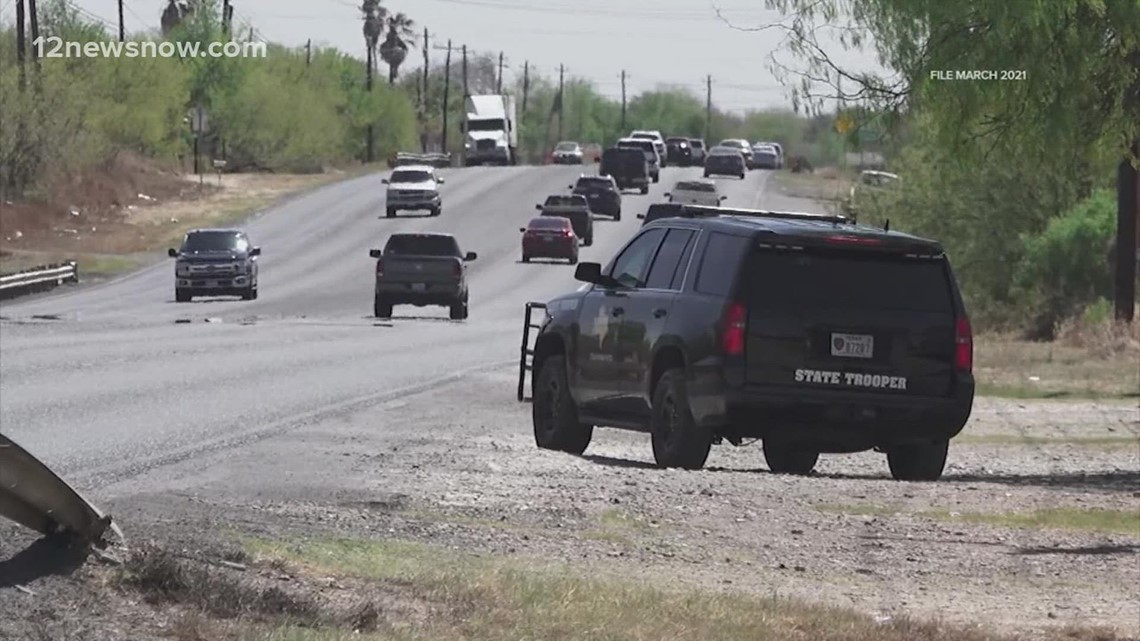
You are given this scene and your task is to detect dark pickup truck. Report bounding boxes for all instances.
[168,228,261,302]
[369,233,477,320]
[520,205,974,481]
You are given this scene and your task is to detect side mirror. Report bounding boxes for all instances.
[167,248,178,258]
[437,178,445,184]
[636,213,645,220]
[663,193,671,198]
[534,204,542,210]
[574,262,603,284]
[249,246,261,256]
[369,249,382,258]
[519,227,526,232]
[568,185,574,189]
[464,251,478,261]
[720,195,727,200]
[381,178,389,184]
[593,157,601,163]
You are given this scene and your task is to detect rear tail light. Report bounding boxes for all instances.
[825,235,883,246]
[721,301,747,355]
[453,261,462,278]
[955,316,973,373]
[375,259,384,277]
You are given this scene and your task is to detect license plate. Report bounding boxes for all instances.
[543,237,554,242]
[411,283,426,292]
[830,333,873,359]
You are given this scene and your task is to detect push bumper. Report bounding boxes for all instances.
[375,282,463,305]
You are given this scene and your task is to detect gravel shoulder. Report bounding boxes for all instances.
[3,369,1136,639]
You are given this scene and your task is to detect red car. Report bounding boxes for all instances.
[519,216,579,264]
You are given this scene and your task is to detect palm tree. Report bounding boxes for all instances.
[379,12,415,85]
[361,0,386,86]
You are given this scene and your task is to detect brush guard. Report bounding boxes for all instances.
[518,302,547,402]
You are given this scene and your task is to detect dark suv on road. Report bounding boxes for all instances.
[522,205,975,481]
[597,147,650,194]
[570,174,622,220]
[665,137,694,167]
[168,228,261,302]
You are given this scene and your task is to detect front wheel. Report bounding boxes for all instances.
[431,206,441,217]
[532,355,593,454]
[640,185,649,195]
[386,207,397,218]
[886,440,949,481]
[449,301,468,320]
[650,368,711,469]
[373,296,392,318]
[763,440,819,475]
[175,289,191,303]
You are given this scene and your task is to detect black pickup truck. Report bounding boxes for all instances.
[369,233,477,320]
[520,205,974,481]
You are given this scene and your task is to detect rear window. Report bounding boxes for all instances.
[545,195,587,206]
[576,177,612,189]
[618,140,655,153]
[676,181,715,192]
[384,235,460,256]
[529,217,568,229]
[743,249,954,313]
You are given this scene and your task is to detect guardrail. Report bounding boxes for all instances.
[392,152,453,168]
[0,261,79,300]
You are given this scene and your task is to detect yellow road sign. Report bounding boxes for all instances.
[835,113,854,134]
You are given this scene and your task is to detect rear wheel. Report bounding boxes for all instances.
[640,185,649,195]
[430,205,441,216]
[886,440,949,481]
[533,355,593,454]
[449,300,468,320]
[373,296,392,318]
[650,368,711,469]
[613,208,622,221]
[763,440,819,475]
[703,172,710,178]
[386,207,397,218]
[522,255,530,263]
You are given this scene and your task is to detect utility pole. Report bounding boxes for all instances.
[15,0,26,92]
[28,0,40,71]
[442,39,452,154]
[421,27,429,153]
[305,39,311,66]
[421,27,429,110]
[1115,136,1139,321]
[365,43,374,163]
[221,0,229,38]
[557,63,565,141]
[705,74,712,142]
[497,52,504,93]
[118,0,124,41]
[522,61,530,113]
[461,44,468,97]
[620,70,627,132]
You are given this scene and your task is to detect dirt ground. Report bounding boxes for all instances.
[1,367,1136,641]
[0,153,376,278]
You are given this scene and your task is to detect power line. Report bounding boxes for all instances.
[408,0,767,20]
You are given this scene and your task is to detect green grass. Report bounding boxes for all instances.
[921,507,1140,536]
[241,536,1046,641]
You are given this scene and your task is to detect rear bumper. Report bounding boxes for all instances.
[584,197,620,214]
[375,283,463,305]
[690,375,975,451]
[614,176,649,188]
[523,240,577,257]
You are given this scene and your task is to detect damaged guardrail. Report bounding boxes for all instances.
[0,261,79,301]
[392,151,453,168]
[0,434,118,548]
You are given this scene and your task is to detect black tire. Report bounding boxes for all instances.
[703,172,710,178]
[613,209,621,221]
[175,289,191,303]
[386,207,397,218]
[249,286,258,301]
[569,253,578,265]
[532,355,593,454]
[585,233,593,247]
[449,301,467,320]
[240,285,255,300]
[763,440,819,475]
[431,206,441,217]
[886,440,949,481]
[522,255,530,263]
[373,296,392,318]
[739,173,746,179]
[640,185,649,195]
[650,368,712,469]
[652,174,660,184]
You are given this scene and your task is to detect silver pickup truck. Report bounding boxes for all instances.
[382,165,444,218]
[369,233,477,320]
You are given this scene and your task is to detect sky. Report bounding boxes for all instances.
[2,0,889,114]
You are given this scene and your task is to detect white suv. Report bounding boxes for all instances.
[382,165,445,218]
[664,178,726,207]
[629,130,668,167]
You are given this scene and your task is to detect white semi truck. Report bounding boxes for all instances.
[461,94,518,166]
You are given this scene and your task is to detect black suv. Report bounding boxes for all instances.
[521,205,975,481]
[665,137,693,167]
[570,174,622,220]
[597,147,650,194]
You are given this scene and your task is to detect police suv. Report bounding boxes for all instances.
[521,205,975,481]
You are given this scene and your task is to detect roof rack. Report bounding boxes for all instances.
[680,204,852,225]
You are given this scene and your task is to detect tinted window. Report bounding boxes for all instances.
[643,204,683,224]
[182,231,246,252]
[676,181,715,192]
[467,119,505,131]
[384,235,461,256]
[575,177,613,190]
[555,142,579,151]
[618,140,655,153]
[671,231,698,289]
[695,232,750,296]
[390,170,432,183]
[529,217,568,229]
[744,250,953,313]
[645,229,696,290]
[544,195,587,206]
[609,228,667,288]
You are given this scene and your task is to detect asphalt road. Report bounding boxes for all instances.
[0,165,814,490]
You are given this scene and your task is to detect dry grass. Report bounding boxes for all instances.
[921,508,1140,537]
[237,536,1133,641]
[974,330,1140,399]
[771,168,854,203]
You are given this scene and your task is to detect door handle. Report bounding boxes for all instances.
[653,308,667,318]
[611,307,625,317]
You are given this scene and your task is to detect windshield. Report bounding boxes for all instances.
[390,170,433,183]
[467,119,505,132]
[182,231,247,252]
[675,181,715,192]
[544,195,587,207]
[690,140,705,148]
[631,133,656,140]
[575,177,612,189]
[555,142,579,151]
[383,234,460,256]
